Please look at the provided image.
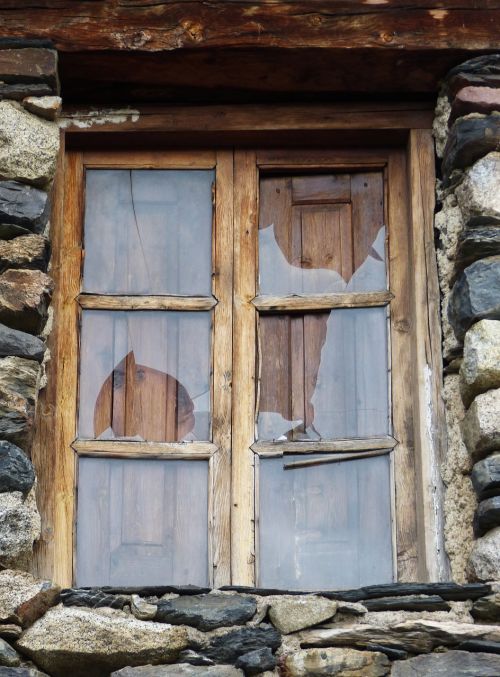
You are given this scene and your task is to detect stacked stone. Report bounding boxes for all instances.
[433,55,500,583]
[0,41,60,575]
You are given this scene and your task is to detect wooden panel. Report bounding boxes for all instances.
[232,150,258,585]
[252,291,392,312]
[78,295,216,311]
[76,457,209,586]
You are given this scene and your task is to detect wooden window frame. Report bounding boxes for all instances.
[32,105,447,587]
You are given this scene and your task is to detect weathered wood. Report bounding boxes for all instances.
[78,295,216,311]
[253,292,392,312]
[0,47,57,91]
[252,437,397,457]
[72,440,216,459]
[283,449,390,470]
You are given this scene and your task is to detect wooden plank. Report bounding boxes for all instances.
[72,440,216,459]
[2,3,498,53]
[407,130,449,582]
[387,151,419,582]
[210,150,233,587]
[78,295,216,311]
[232,150,258,585]
[82,150,216,168]
[257,149,388,169]
[283,449,390,470]
[253,291,392,312]
[252,436,398,457]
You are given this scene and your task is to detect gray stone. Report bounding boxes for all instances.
[17,606,189,677]
[469,527,500,581]
[155,594,256,631]
[0,669,47,677]
[446,55,500,96]
[177,650,215,666]
[0,490,40,570]
[204,626,281,664]
[460,319,500,406]
[475,496,500,535]
[0,182,49,234]
[391,650,500,676]
[0,639,19,667]
[0,48,58,93]
[361,594,450,612]
[235,647,276,675]
[0,102,59,187]
[394,618,500,645]
[0,357,40,451]
[130,594,157,620]
[0,324,44,362]
[457,226,500,268]
[0,441,34,496]
[0,84,53,102]
[60,588,129,610]
[472,593,500,621]
[472,454,500,500]
[442,114,500,183]
[448,257,500,341]
[283,648,390,677]
[0,269,53,335]
[336,601,367,616]
[22,97,61,121]
[0,236,49,274]
[268,596,337,634]
[458,639,500,654]
[0,570,53,623]
[461,389,500,461]
[456,153,500,226]
[112,666,243,676]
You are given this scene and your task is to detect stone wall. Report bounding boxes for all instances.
[433,55,500,585]
[0,42,499,676]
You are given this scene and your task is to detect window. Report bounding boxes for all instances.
[33,130,444,589]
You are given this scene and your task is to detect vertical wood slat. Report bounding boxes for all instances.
[232,150,258,585]
[210,150,234,586]
[387,151,419,582]
[408,130,449,582]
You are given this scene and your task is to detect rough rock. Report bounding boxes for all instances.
[336,602,367,616]
[235,647,276,675]
[461,389,500,461]
[472,593,500,621]
[112,666,243,676]
[0,102,59,187]
[0,183,49,235]
[177,650,214,666]
[204,626,281,664]
[0,357,40,451]
[446,55,500,97]
[268,597,337,634]
[131,594,157,620]
[456,153,500,226]
[155,594,256,631]
[17,605,189,677]
[0,237,49,274]
[448,257,500,341]
[456,226,500,270]
[450,86,500,124]
[472,454,500,500]
[362,595,450,612]
[391,650,500,676]
[60,588,129,610]
[22,97,61,121]
[0,48,58,94]
[0,639,19,667]
[0,441,34,495]
[469,527,500,581]
[0,669,48,677]
[442,115,500,182]
[14,583,60,629]
[0,571,52,624]
[0,490,40,570]
[458,639,500,653]
[298,625,434,654]
[475,496,500,535]
[0,269,52,335]
[393,619,500,645]
[283,648,390,677]
[460,319,500,405]
[0,324,44,362]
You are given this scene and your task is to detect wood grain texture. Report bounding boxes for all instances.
[283,448,390,469]
[72,440,216,459]
[78,295,216,311]
[252,436,398,457]
[253,292,392,312]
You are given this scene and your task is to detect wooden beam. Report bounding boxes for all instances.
[78,295,216,311]
[252,291,392,312]
[72,440,216,459]
[252,436,398,457]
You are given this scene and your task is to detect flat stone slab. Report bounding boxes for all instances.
[472,593,500,621]
[155,594,256,631]
[475,496,500,536]
[391,650,500,676]
[446,55,500,97]
[0,182,49,234]
[457,226,500,270]
[284,648,390,677]
[472,454,500,500]
[0,324,44,362]
[268,596,337,634]
[112,666,243,676]
[60,588,129,610]
[204,625,281,664]
[362,594,450,612]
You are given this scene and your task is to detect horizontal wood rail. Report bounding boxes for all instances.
[72,439,217,459]
[252,436,398,457]
[283,448,391,470]
[78,294,217,311]
[252,291,393,312]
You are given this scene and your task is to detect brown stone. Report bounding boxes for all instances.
[0,49,58,92]
[0,356,40,451]
[0,269,52,334]
[450,87,500,125]
[284,648,390,677]
[472,593,500,621]
[0,236,49,274]
[22,96,61,121]
[15,585,61,628]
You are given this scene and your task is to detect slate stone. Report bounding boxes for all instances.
[177,650,215,667]
[0,49,58,91]
[0,182,49,234]
[0,639,19,667]
[475,496,500,536]
[0,236,50,274]
[220,582,491,602]
[0,324,44,362]
[448,256,500,341]
[112,666,242,677]
[362,594,450,612]
[458,639,500,654]
[442,115,500,182]
[0,269,53,335]
[0,225,32,241]
[0,441,34,496]
[446,55,500,97]
[0,40,54,50]
[155,594,256,631]
[457,226,500,269]
[0,84,53,102]
[365,643,408,661]
[204,625,281,664]
[98,584,210,596]
[284,648,390,677]
[235,647,276,675]
[472,593,500,621]
[60,588,129,610]
[391,650,500,676]
[450,86,500,125]
[472,454,500,501]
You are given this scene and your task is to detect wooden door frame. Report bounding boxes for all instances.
[32,104,448,586]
